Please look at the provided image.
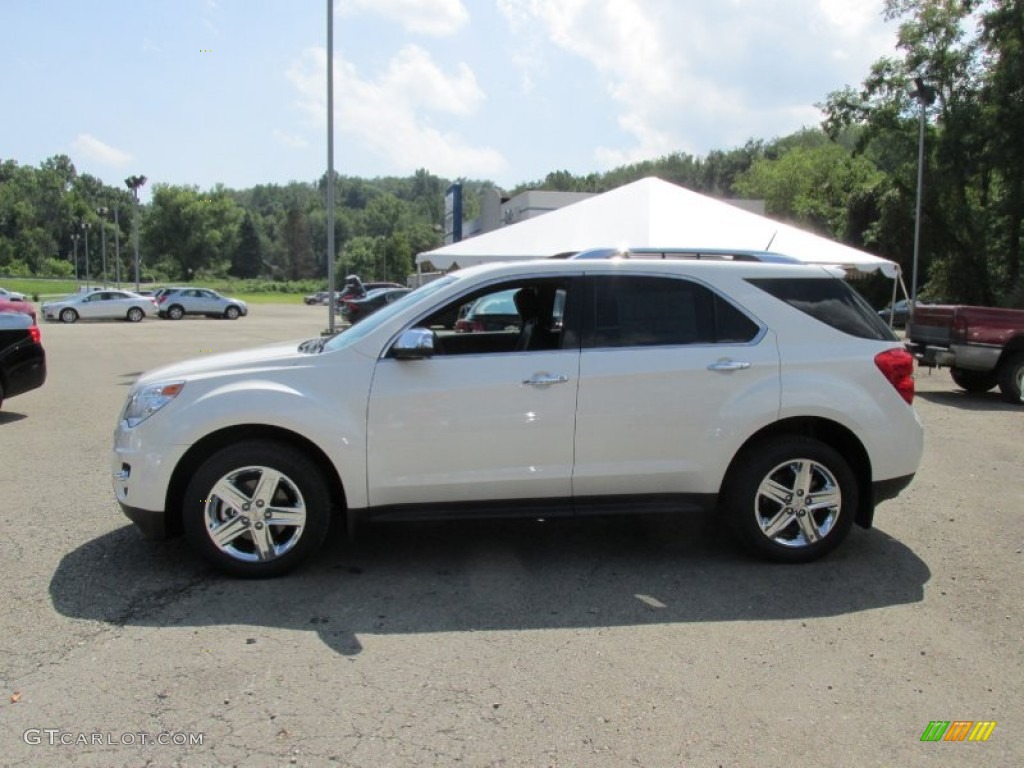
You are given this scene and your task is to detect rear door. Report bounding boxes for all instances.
[573,274,781,498]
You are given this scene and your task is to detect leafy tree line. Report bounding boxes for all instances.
[1,1,1020,307]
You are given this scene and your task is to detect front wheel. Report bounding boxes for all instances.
[721,437,858,563]
[997,353,1024,405]
[183,441,332,577]
[127,307,144,323]
[60,308,78,324]
[224,305,240,320]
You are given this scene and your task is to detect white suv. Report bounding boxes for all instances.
[112,259,923,576]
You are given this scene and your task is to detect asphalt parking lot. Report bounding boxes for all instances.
[1,305,1021,767]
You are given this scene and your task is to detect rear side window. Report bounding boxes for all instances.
[747,277,897,341]
[585,276,760,348]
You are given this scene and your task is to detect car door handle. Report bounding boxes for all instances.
[523,374,569,386]
[707,360,751,372]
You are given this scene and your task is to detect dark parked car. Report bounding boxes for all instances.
[334,281,405,312]
[0,310,46,409]
[878,299,912,328]
[340,287,411,324]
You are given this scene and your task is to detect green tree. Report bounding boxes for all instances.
[230,212,263,278]
[144,185,243,280]
[283,208,315,280]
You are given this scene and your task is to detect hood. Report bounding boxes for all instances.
[135,339,318,386]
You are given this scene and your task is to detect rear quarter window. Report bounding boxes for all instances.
[747,277,897,341]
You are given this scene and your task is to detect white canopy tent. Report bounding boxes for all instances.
[418,177,900,279]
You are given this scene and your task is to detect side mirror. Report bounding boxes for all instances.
[391,328,436,360]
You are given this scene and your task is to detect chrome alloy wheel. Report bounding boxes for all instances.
[753,458,841,548]
[202,465,307,563]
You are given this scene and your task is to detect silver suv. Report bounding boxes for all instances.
[156,288,248,320]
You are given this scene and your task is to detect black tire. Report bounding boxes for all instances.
[996,352,1024,405]
[183,440,332,577]
[60,308,78,324]
[0,380,5,410]
[950,367,998,393]
[126,307,144,323]
[167,305,185,320]
[224,305,240,320]
[721,436,858,563]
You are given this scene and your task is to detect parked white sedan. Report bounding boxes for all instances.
[42,290,158,323]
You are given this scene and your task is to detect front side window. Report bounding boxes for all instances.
[413,278,577,356]
[584,275,759,348]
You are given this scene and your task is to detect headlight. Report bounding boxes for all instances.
[123,381,185,427]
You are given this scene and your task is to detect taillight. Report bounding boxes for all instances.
[29,326,41,344]
[471,319,484,332]
[875,348,915,404]
[158,295,167,304]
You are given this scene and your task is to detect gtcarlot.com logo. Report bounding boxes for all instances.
[920,720,997,742]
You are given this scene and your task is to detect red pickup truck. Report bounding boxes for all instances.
[906,304,1024,404]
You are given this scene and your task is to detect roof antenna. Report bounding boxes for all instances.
[765,231,777,250]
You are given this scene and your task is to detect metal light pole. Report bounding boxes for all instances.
[325,0,337,335]
[71,233,80,282]
[81,222,91,290]
[909,76,936,309]
[125,175,147,291]
[98,207,108,287]
[113,207,121,288]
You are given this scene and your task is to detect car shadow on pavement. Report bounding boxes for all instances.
[915,389,1022,412]
[0,410,28,424]
[50,514,930,656]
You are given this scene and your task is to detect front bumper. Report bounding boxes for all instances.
[118,501,170,539]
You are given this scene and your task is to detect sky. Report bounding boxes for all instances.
[1,1,898,201]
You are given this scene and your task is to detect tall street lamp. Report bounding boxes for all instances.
[909,76,936,309]
[325,0,337,335]
[125,175,147,291]
[81,221,91,290]
[98,207,109,287]
[113,207,121,288]
[71,233,80,282]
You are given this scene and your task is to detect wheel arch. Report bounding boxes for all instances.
[164,424,348,538]
[724,416,875,529]
[998,335,1024,359]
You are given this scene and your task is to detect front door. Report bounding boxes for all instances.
[366,278,581,508]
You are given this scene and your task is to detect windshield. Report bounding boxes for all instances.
[322,276,458,352]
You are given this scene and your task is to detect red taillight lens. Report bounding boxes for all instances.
[875,348,915,404]
[471,320,484,332]
[29,326,41,344]
[158,295,167,303]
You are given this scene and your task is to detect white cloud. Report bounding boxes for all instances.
[272,129,309,149]
[71,134,133,167]
[499,0,895,168]
[286,46,505,178]
[340,0,469,37]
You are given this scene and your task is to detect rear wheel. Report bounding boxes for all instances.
[183,441,332,577]
[722,437,857,563]
[126,307,144,323]
[950,367,998,393]
[997,353,1024,405]
[60,308,78,324]
[167,305,185,320]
